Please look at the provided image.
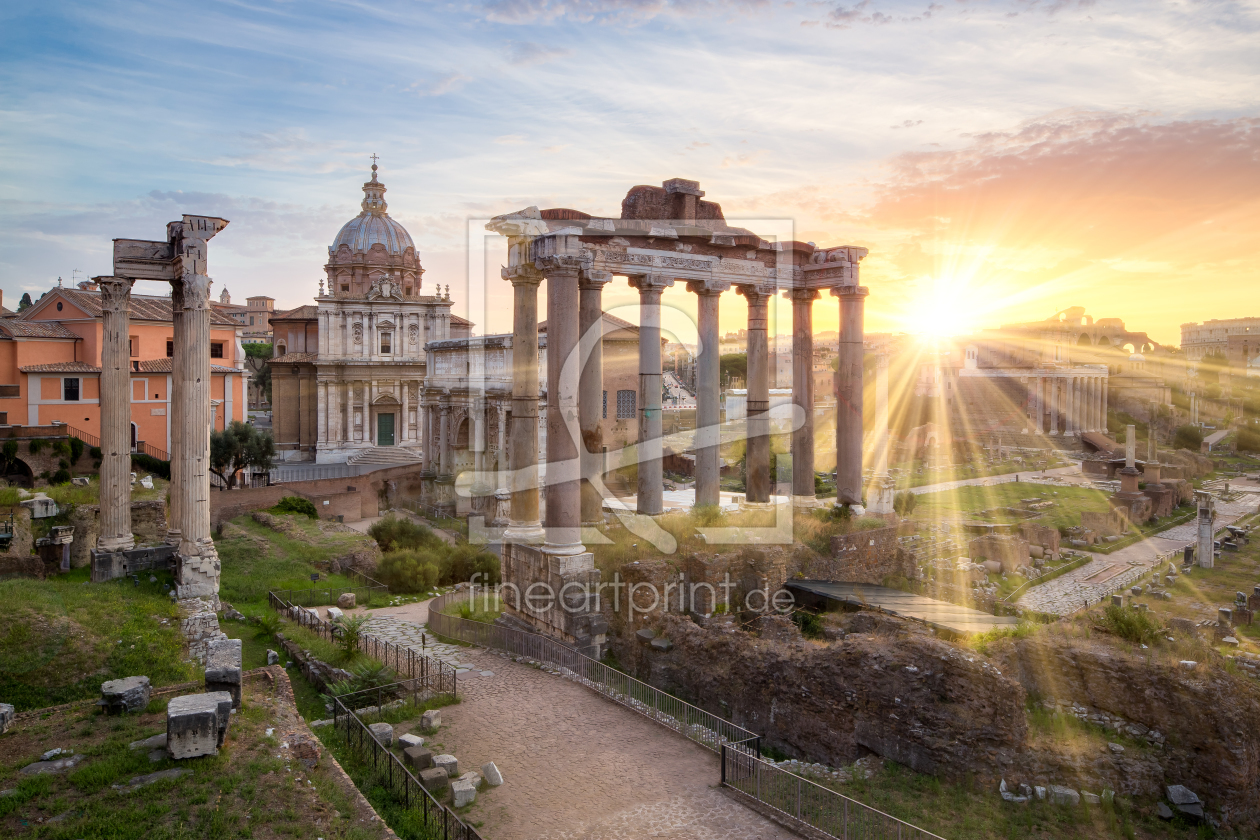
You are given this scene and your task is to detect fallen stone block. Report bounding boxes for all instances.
[433,754,459,777]
[112,767,188,791]
[1082,792,1101,805]
[404,746,433,771]
[0,703,14,734]
[482,761,504,787]
[1157,802,1174,820]
[326,606,344,622]
[101,676,152,714]
[419,766,449,792]
[205,639,243,708]
[20,754,85,775]
[1048,785,1080,806]
[368,722,393,747]
[308,719,334,728]
[398,733,425,749]
[266,649,279,666]
[128,733,168,752]
[337,592,356,609]
[167,692,233,759]
[420,709,441,731]
[452,778,477,807]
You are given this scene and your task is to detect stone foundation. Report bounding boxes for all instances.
[811,526,913,585]
[178,598,227,664]
[968,535,1031,573]
[499,542,606,657]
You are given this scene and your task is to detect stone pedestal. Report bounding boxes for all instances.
[204,638,243,708]
[500,543,606,657]
[167,692,233,758]
[868,474,896,516]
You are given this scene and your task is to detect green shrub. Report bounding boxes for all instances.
[335,613,369,659]
[893,490,917,516]
[131,453,170,480]
[378,549,441,593]
[791,610,824,638]
[69,436,85,463]
[270,496,318,519]
[89,446,102,460]
[1237,427,1260,453]
[49,468,71,485]
[28,439,45,455]
[1099,604,1162,645]
[377,543,500,593]
[1174,424,1204,451]
[51,440,70,457]
[368,514,446,553]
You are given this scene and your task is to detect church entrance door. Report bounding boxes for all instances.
[377,413,395,446]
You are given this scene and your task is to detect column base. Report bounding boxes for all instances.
[739,501,777,512]
[791,494,821,509]
[502,521,545,544]
[97,534,136,553]
[541,540,587,557]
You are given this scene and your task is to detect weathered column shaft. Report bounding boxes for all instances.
[496,404,508,490]
[438,406,450,475]
[742,286,772,504]
[689,283,725,508]
[1049,378,1059,434]
[542,259,583,553]
[506,271,543,538]
[97,277,135,553]
[166,280,185,546]
[578,272,610,525]
[834,286,868,505]
[1034,376,1044,434]
[633,275,672,515]
[874,353,890,475]
[790,289,820,503]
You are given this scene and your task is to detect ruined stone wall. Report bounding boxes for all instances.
[1082,507,1128,537]
[64,500,168,569]
[800,526,913,584]
[208,463,426,527]
[1018,522,1060,559]
[615,611,1027,782]
[968,534,1030,573]
[0,506,34,575]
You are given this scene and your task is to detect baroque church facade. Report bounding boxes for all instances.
[269,164,470,463]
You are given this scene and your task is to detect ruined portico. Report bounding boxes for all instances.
[96,215,230,605]
[485,179,868,651]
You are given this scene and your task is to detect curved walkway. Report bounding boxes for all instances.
[908,464,1082,495]
[362,604,791,840]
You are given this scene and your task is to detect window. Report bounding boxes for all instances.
[166,340,174,358]
[341,285,350,293]
[616,389,636,419]
[277,343,287,357]
[0,413,7,425]
[602,390,607,419]
[129,336,139,357]
[381,332,392,354]
[249,316,255,326]
[210,342,224,358]
[63,378,80,401]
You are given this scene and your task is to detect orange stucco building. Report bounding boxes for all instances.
[0,285,247,456]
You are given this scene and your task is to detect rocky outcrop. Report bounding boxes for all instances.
[615,611,1027,782]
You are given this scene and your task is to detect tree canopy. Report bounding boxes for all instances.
[17,293,32,312]
[210,421,275,489]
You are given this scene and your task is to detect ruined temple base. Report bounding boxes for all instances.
[500,542,607,658]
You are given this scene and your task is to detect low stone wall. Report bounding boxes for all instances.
[276,633,353,693]
[804,526,914,585]
[66,500,168,569]
[179,597,226,664]
[1082,508,1128,537]
[0,506,35,575]
[209,463,426,527]
[1018,522,1060,560]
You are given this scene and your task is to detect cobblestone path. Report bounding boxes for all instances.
[365,608,792,840]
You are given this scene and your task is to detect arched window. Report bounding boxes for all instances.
[276,342,287,357]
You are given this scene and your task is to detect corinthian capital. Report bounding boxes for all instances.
[502,264,543,288]
[179,274,213,311]
[96,277,135,313]
[535,254,586,276]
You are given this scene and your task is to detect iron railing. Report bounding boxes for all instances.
[429,587,943,840]
[721,744,948,840]
[65,425,101,448]
[139,441,170,461]
[333,684,482,840]
[269,580,388,610]
[427,589,759,754]
[267,586,457,697]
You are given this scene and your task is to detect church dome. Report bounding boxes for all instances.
[1129,352,1145,362]
[330,163,415,256]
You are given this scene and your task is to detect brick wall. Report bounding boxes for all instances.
[808,526,915,585]
[209,463,427,527]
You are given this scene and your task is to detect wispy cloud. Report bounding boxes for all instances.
[507,41,572,65]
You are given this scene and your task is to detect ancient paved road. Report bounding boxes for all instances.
[1017,494,1260,615]
[365,609,792,840]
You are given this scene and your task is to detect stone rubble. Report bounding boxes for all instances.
[100,675,151,714]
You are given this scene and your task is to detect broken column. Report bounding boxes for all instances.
[1196,490,1216,569]
[96,276,135,554]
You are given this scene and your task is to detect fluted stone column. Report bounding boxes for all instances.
[166,279,185,548]
[740,284,773,505]
[1033,376,1044,434]
[438,403,451,476]
[97,277,135,553]
[1049,378,1059,435]
[1102,377,1109,430]
[505,268,544,542]
[687,280,728,509]
[789,288,820,506]
[631,274,673,516]
[540,256,584,554]
[868,353,895,516]
[171,216,228,602]
[834,285,869,505]
[578,269,611,525]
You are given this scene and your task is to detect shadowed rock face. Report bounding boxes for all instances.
[995,635,1260,822]
[615,612,1028,781]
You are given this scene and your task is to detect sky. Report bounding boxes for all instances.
[1,0,1257,346]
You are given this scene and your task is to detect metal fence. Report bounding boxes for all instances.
[268,579,388,609]
[428,587,942,840]
[267,583,457,698]
[427,589,759,753]
[721,745,948,840]
[333,685,482,840]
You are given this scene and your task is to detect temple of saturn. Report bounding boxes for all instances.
[486,179,868,655]
[88,215,228,605]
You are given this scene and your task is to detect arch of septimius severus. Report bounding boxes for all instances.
[486,178,868,656]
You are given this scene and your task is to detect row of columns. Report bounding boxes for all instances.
[1031,373,1108,435]
[502,260,868,552]
[98,216,228,603]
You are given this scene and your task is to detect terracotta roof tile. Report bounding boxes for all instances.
[25,289,236,326]
[271,352,318,363]
[19,361,101,373]
[137,358,241,374]
[0,320,81,339]
[270,305,319,321]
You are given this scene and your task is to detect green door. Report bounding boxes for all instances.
[377,413,395,446]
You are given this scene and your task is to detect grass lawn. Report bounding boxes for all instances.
[214,513,382,607]
[0,568,197,712]
[434,592,503,625]
[893,456,1066,490]
[912,483,1113,532]
[0,674,390,840]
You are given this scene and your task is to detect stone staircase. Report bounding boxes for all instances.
[346,447,423,467]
